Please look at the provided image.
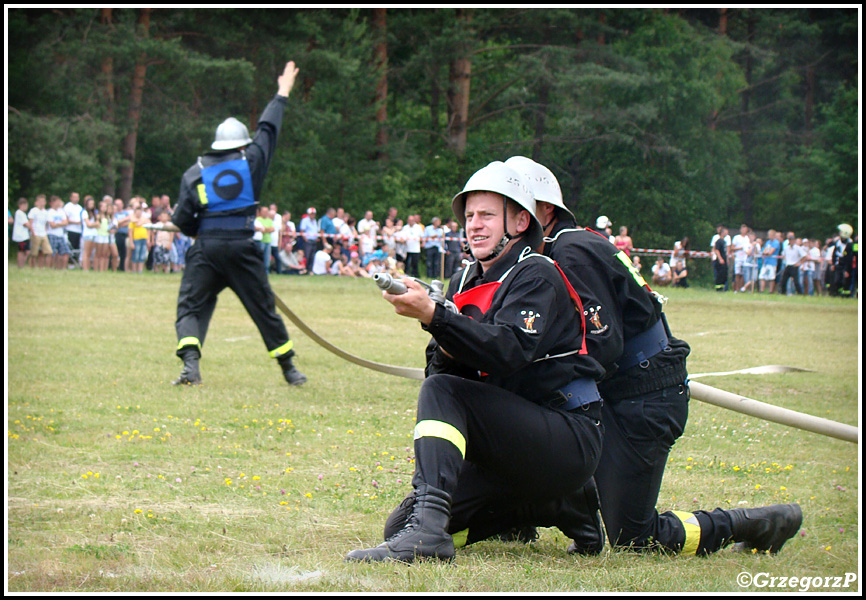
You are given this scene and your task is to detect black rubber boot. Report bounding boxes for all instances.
[277,351,307,386]
[383,481,604,555]
[346,484,455,563]
[726,503,802,554]
[172,347,202,386]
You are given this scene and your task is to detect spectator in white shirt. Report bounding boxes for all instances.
[339,216,357,258]
[46,195,72,270]
[651,257,672,287]
[12,197,31,268]
[778,233,806,295]
[299,207,320,260]
[357,210,379,258]
[81,196,100,272]
[400,214,424,278]
[740,231,759,292]
[63,191,84,256]
[730,224,750,293]
[28,194,52,268]
[280,211,297,254]
[311,243,333,275]
[423,216,445,279]
[799,239,822,296]
[269,204,283,274]
[332,207,346,233]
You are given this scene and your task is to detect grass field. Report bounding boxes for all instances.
[6,266,860,593]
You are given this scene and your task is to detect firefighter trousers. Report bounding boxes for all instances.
[411,374,603,545]
[175,237,293,359]
[595,382,737,556]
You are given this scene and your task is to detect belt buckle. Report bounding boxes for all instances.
[549,390,570,411]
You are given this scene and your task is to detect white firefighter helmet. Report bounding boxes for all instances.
[595,215,613,230]
[212,117,253,150]
[838,223,853,240]
[504,156,575,222]
[451,161,542,257]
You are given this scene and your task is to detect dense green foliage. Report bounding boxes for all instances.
[7,8,858,247]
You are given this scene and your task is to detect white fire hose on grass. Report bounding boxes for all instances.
[273,291,857,445]
[159,220,856,444]
[687,380,857,444]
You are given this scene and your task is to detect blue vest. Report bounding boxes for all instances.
[198,154,255,213]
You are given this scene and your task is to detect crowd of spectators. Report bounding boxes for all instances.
[277,205,468,280]
[707,223,858,297]
[613,218,857,299]
[11,193,191,274]
[10,196,469,282]
[11,195,856,298]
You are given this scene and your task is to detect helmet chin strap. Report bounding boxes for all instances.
[478,232,512,262]
[542,214,560,232]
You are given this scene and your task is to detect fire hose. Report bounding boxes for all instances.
[153,222,855,444]
[272,281,857,445]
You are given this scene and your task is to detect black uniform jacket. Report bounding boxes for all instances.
[172,95,288,239]
[543,223,689,400]
[422,242,606,404]
[833,238,854,272]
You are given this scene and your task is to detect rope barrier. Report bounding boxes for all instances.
[286,229,718,259]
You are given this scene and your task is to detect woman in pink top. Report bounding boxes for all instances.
[614,225,634,256]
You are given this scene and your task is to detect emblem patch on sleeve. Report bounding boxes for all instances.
[520,310,541,334]
[585,305,609,335]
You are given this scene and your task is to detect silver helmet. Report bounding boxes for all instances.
[451,161,542,259]
[211,117,253,151]
[505,156,575,224]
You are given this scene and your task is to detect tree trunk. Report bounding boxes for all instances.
[597,10,606,46]
[247,43,260,135]
[804,64,815,146]
[303,35,317,102]
[429,64,440,148]
[566,27,585,212]
[708,8,730,131]
[447,9,473,157]
[118,8,151,203]
[373,7,388,161]
[99,8,117,198]
[738,10,755,224]
[531,80,550,161]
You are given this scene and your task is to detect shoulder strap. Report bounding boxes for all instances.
[551,261,588,355]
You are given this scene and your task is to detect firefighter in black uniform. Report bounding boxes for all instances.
[503,156,802,557]
[344,161,606,563]
[829,223,855,297]
[170,61,306,388]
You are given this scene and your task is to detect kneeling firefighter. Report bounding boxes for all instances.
[170,60,306,388]
[344,161,607,563]
[502,155,802,557]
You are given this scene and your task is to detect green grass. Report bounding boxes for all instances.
[6,266,860,592]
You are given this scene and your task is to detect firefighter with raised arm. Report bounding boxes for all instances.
[170,60,307,388]
[344,161,606,563]
[502,155,802,557]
